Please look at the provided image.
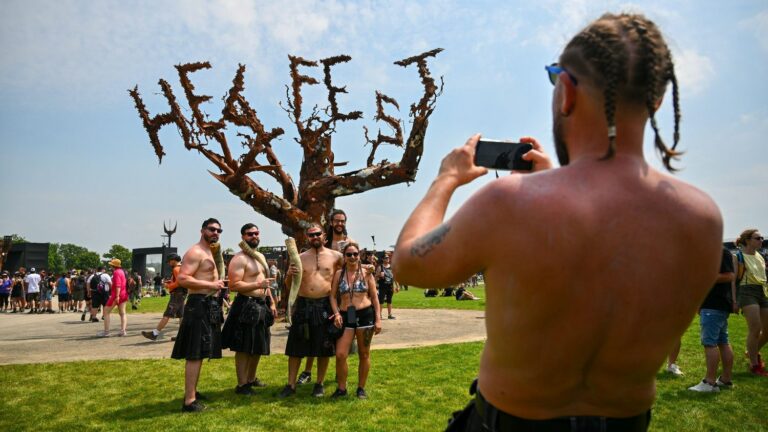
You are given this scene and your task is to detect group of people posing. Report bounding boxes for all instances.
[166,214,397,412]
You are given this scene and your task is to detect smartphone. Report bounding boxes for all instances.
[474,139,533,171]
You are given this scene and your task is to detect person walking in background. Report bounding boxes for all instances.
[142,254,186,341]
[376,254,397,320]
[735,228,768,376]
[100,259,128,337]
[56,272,71,313]
[688,247,737,391]
[0,272,11,312]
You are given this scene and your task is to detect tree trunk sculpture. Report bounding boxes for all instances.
[129,49,443,247]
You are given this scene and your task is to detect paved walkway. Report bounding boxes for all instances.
[0,308,486,365]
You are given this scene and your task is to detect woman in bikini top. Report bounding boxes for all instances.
[329,242,383,399]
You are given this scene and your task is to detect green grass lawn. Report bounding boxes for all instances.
[392,285,486,311]
[3,309,765,431]
[128,285,487,315]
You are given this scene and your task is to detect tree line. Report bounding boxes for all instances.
[10,235,132,274]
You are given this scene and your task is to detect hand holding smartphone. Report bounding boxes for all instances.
[474,139,533,171]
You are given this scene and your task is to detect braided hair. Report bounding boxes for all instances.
[560,13,682,171]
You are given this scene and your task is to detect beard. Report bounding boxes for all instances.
[203,232,219,244]
[553,111,570,166]
[333,225,345,235]
[310,237,323,249]
[246,239,260,249]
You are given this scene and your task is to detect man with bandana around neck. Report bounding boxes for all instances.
[221,223,277,396]
[171,218,226,413]
[393,12,722,431]
[279,224,343,398]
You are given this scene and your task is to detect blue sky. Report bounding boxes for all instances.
[1,0,766,256]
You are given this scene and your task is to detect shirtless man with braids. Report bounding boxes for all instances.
[393,13,722,431]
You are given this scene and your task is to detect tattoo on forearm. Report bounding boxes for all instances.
[410,224,451,257]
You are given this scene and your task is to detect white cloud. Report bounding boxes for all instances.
[672,48,714,96]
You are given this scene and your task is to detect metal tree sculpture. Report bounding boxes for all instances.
[129,49,443,245]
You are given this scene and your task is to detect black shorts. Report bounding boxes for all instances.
[222,295,272,355]
[72,289,85,301]
[378,285,394,304]
[163,289,187,318]
[171,295,223,361]
[285,296,335,358]
[446,381,651,432]
[26,292,39,303]
[91,292,108,309]
[58,292,70,302]
[342,305,375,329]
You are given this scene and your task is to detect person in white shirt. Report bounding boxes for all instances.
[23,268,42,313]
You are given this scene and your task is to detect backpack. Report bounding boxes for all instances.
[735,250,745,284]
[90,273,106,293]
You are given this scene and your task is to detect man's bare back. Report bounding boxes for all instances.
[469,159,721,417]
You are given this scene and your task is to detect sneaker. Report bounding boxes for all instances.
[356,387,368,399]
[666,363,684,376]
[312,383,324,397]
[117,330,127,337]
[235,384,255,396]
[80,312,86,321]
[97,331,111,337]
[331,388,348,398]
[181,400,205,413]
[297,371,312,385]
[387,315,396,320]
[90,317,99,323]
[277,385,296,398]
[749,364,768,377]
[141,330,158,341]
[248,378,267,388]
[688,379,719,392]
[715,377,733,389]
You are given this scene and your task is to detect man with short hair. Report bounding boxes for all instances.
[23,268,41,314]
[279,224,343,398]
[393,13,722,430]
[142,254,186,341]
[688,247,736,392]
[295,209,357,386]
[90,266,111,324]
[221,223,277,395]
[171,218,226,412]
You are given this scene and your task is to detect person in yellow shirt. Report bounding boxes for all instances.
[735,229,768,376]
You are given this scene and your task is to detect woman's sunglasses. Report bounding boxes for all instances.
[345,252,359,257]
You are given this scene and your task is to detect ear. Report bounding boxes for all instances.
[559,72,577,116]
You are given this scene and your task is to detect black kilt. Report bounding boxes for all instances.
[221,294,272,355]
[285,296,335,358]
[171,294,223,360]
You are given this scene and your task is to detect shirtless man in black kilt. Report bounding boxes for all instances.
[279,224,343,398]
[171,218,226,412]
[221,223,277,395]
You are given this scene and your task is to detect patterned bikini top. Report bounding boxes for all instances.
[339,271,367,294]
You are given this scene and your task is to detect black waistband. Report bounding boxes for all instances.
[474,384,650,432]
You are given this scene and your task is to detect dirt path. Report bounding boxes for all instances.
[0,308,486,365]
